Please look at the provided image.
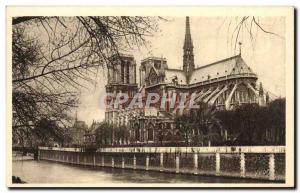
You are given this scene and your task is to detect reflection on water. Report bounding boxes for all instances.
[12,160,269,184]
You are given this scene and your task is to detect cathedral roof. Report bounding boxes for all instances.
[189,55,256,84]
[142,54,256,87]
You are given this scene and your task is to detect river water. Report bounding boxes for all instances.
[12,160,269,184]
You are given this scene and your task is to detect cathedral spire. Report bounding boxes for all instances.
[183,16,195,83]
[183,16,193,50]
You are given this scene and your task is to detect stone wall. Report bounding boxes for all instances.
[38,146,285,181]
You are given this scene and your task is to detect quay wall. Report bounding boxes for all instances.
[38,146,285,181]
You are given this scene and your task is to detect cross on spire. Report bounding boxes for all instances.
[239,42,242,55]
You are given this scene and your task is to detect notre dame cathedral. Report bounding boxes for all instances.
[104,17,267,145]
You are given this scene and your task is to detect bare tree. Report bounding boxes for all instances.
[217,16,284,54]
[12,16,160,146]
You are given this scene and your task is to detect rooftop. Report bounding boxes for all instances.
[141,57,167,63]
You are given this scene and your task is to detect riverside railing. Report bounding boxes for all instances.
[38,146,285,181]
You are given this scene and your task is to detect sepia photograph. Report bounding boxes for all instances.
[6,6,295,188]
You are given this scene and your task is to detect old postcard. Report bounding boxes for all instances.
[6,6,294,188]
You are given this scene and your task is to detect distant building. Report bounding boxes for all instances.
[83,120,99,146]
[104,17,268,145]
[68,114,88,146]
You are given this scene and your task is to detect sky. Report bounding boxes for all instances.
[76,16,286,126]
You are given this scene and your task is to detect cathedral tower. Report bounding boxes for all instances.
[183,16,195,83]
[105,54,138,125]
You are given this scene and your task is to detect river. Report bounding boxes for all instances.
[12,160,272,184]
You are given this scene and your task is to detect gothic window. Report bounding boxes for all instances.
[135,127,140,141]
[121,63,124,83]
[126,62,130,84]
[239,91,243,102]
[148,126,154,141]
[151,75,156,84]
[149,69,158,85]
[141,129,144,142]
[245,91,249,102]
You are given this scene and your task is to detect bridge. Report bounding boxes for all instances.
[13,146,39,160]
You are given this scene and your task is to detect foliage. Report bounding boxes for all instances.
[156,123,168,145]
[94,123,130,146]
[216,98,286,145]
[174,113,193,145]
[174,102,221,146]
[174,99,285,146]
[94,122,113,146]
[114,125,130,145]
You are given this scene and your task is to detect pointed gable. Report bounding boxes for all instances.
[145,66,160,85]
[230,56,255,75]
[149,66,158,77]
